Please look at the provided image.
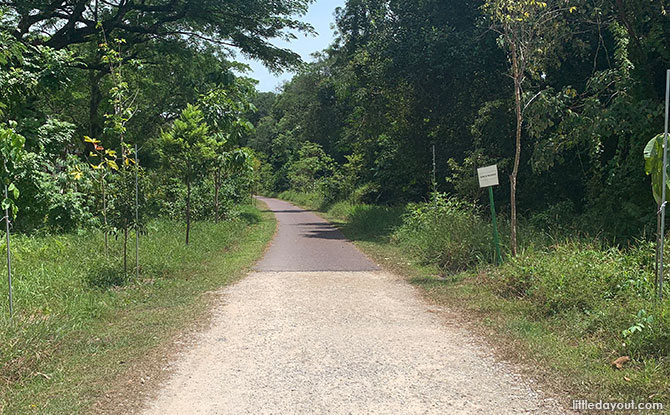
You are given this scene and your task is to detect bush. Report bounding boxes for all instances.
[493,240,670,358]
[393,193,492,273]
[496,242,653,315]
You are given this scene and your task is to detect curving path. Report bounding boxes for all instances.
[140,197,569,415]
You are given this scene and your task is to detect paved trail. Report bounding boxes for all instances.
[141,197,568,415]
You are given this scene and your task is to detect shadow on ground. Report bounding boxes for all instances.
[333,205,405,243]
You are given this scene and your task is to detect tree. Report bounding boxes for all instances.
[0,121,26,317]
[3,0,314,141]
[200,82,256,221]
[158,104,216,244]
[483,0,571,256]
[6,0,313,69]
[288,142,334,192]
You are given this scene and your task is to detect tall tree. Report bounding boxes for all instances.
[483,0,571,256]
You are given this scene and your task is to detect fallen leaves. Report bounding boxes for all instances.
[611,356,630,370]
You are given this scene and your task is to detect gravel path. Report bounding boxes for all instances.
[140,198,570,414]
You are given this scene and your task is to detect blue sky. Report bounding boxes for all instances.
[237,0,346,92]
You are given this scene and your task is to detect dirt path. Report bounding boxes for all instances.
[139,198,569,414]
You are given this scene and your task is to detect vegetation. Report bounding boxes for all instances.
[1,0,669,411]
[0,208,275,414]
[0,2,304,412]
[254,0,668,243]
[278,191,670,405]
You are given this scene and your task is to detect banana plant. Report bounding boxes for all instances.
[644,133,669,292]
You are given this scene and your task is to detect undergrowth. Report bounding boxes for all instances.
[276,190,670,408]
[0,205,274,414]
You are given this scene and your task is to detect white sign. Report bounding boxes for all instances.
[477,165,499,188]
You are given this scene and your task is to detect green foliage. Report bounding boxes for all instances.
[287,142,335,192]
[644,133,670,205]
[253,0,670,241]
[0,121,26,217]
[394,194,493,273]
[158,105,216,182]
[496,242,651,313]
[492,239,670,358]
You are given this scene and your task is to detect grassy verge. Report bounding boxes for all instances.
[0,204,275,414]
[276,191,669,412]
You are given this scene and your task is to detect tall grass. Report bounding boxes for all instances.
[393,195,493,273]
[0,205,274,414]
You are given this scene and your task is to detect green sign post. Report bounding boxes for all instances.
[478,165,503,265]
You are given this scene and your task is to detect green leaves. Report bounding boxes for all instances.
[158,104,216,181]
[0,121,26,217]
[644,134,670,205]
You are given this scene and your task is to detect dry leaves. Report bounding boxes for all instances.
[611,356,630,370]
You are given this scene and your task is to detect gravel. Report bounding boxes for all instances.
[140,270,571,414]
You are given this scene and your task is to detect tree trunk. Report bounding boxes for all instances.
[510,38,523,257]
[214,170,220,224]
[89,70,103,138]
[186,177,191,245]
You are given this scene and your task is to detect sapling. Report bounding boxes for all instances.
[0,121,26,317]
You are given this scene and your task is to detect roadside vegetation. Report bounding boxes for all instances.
[0,207,275,414]
[0,1,308,413]
[276,191,670,406]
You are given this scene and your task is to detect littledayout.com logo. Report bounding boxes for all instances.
[572,400,664,412]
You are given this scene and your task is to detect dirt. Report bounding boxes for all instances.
[133,198,572,414]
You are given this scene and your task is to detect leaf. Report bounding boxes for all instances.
[643,137,658,175]
[8,183,19,199]
[84,136,100,144]
[611,356,631,370]
[643,134,670,204]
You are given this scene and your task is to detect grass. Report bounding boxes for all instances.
[276,191,670,412]
[0,204,275,414]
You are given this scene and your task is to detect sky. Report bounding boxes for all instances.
[236,0,346,93]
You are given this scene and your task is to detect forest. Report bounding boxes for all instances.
[1,0,670,412]
[253,0,669,242]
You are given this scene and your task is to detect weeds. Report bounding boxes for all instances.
[0,205,274,414]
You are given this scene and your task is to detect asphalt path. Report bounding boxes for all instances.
[254,197,379,272]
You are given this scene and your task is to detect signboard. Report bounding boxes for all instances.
[477,165,499,188]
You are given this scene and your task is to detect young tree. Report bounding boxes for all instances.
[108,167,148,275]
[200,83,255,222]
[0,121,26,317]
[483,0,572,256]
[158,105,217,244]
[85,136,118,255]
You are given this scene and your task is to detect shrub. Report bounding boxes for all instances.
[394,193,492,273]
[496,242,652,314]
